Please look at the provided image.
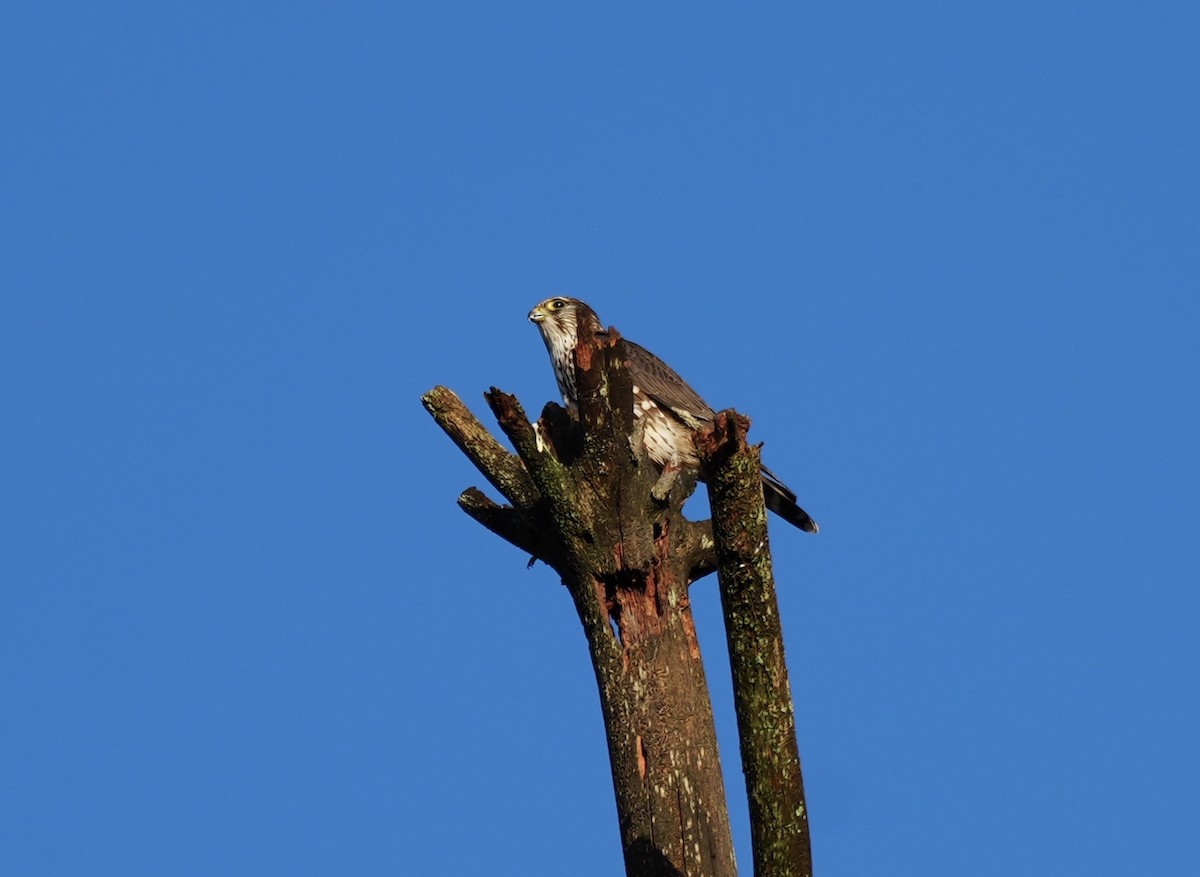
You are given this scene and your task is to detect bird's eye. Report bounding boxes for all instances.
[550,299,565,309]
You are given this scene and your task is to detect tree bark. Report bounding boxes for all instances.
[422,323,735,877]
[698,413,813,877]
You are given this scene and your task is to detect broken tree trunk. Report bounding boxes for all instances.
[422,322,735,877]
[698,412,813,877]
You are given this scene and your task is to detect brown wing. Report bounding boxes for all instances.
[624,338,820,533]
[624,340,715,428]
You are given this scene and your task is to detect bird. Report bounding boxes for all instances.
[528,296,818,533]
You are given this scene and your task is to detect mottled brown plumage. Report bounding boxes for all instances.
[528,296,818,533]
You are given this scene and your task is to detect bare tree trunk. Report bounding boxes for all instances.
[699,413,813,877]
[423,325,736,877]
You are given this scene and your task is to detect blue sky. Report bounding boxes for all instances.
[3,2,1197,874]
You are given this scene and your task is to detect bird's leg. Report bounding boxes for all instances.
[651,456,682,503]
[628,409,648,457]
[630,411,679,501]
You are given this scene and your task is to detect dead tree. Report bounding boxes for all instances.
[423,322,811,877]
[698,414,813,877]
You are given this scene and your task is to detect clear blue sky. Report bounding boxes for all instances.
[3,2,1197,874]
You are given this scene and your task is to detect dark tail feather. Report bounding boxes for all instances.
[762,471,819,534]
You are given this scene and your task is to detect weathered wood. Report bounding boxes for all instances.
[423,319,736,876]
[456,487,546,565]
[698,412,813,877]
[420,387,539,508]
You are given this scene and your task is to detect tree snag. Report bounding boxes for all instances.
[423,314,813,877]
[698,413,813,877]
[423,324,734,877]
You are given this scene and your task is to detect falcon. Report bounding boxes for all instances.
[528,296,818,533]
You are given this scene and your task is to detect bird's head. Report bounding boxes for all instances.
[528,296,603,344]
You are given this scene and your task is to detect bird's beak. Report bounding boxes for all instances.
[528,306,545,323]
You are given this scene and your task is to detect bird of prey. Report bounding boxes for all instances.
[528,296,818,533]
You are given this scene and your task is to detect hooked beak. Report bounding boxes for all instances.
[528,306,546,323]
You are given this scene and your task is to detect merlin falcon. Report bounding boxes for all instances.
[528,296,819,533]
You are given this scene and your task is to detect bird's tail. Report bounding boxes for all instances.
[761,467,819,534]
